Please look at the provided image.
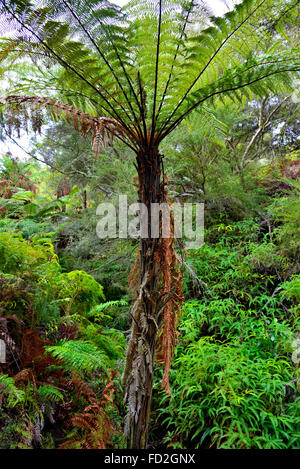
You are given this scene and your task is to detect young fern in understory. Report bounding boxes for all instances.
[0,375,25,408]
[36,385,64,404]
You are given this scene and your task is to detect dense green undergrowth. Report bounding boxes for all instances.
[0,231,126,448]
[153,220,300,449]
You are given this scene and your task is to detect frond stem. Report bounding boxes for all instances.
[157,0,266,140]
[2,1,140,146]
[61,0,143,141]
[150,0,162,146]
[159,67,299,141]
[155,0,195,123]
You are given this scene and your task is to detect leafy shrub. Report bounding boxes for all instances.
[0,232,56,275]
[157,335,300,449]
[267,181,300,258]
[56,270,105,316]
[155,216,300,450]
[281,276,300,303]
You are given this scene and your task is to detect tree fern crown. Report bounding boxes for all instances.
[0,0,299,151]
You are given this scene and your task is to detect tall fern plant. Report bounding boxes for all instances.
[0,0,299,448]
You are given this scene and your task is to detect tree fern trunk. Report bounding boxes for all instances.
[123,146,164,449]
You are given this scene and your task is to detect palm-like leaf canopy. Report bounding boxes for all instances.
[0,0,299,151]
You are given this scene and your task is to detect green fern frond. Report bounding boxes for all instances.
[160,49,300,137]
[92,299,128,311]
[83,324,126,364]
[0,374,25,407]
[88,299,128,319]
[45,340,110,373]
[37,385,64,403]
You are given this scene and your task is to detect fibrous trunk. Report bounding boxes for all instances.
[123,146,183,449]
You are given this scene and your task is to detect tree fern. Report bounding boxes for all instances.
[0,0,299,449]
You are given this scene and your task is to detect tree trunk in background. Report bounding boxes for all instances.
[83,189,87,210]
[123,147,165,449]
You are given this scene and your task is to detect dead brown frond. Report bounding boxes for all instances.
[154,183,184,395]
[155,235,183,395]
[13,368,36,386]
[59,370,119,450]
[69,373,97,402]
[0,155,36,216]
[125,174,184,397]
[0,95,126,157]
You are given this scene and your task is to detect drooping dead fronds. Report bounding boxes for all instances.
[154,183,184,395]
[154,207,183,395]
[59,370,119,450]
[124,175,183,398]
[0,175,35,196]
[0,95,127,157]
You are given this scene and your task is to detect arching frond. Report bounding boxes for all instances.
[159,48,300,139]
[45,339,110,372]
